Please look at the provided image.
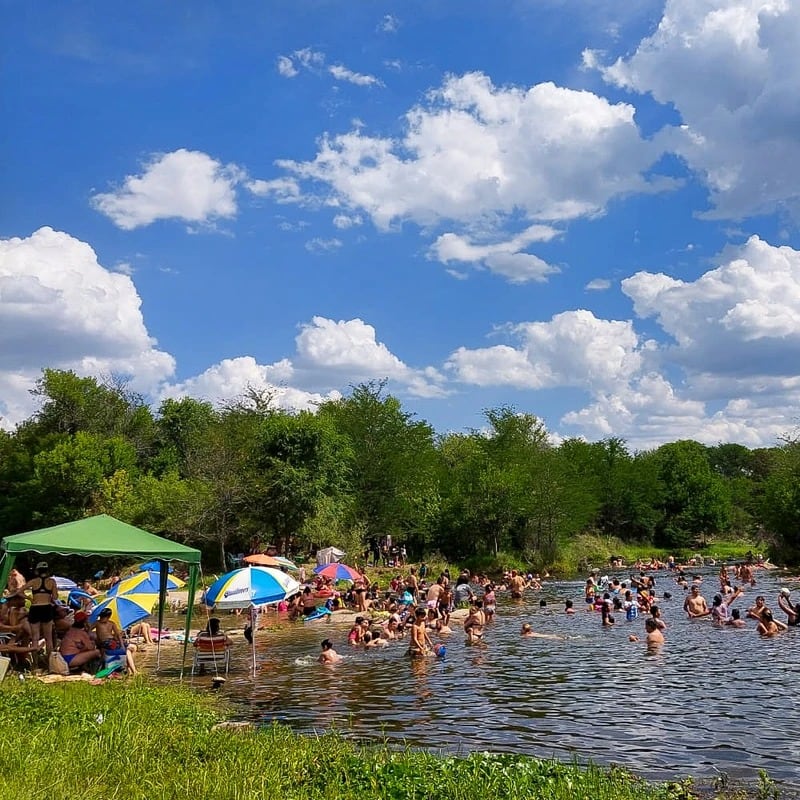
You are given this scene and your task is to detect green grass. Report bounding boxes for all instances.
[0,679,759,800]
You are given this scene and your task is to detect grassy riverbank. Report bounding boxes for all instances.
[0,679,778,800]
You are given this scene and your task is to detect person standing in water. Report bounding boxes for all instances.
[683,585,710,618]
[408,607,432,657]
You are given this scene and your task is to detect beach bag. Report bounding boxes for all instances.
[49,651,69,676]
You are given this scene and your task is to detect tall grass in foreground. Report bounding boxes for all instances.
[0,679,769,800]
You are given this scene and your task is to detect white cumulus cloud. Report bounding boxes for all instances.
[430,224,561,283]
[161,316,448,410]
[622,235,800,377]
[593,0,800,219]
[278,72,664,230]
[0,227,175,427]
[447,310,643,391]
[93,149,243,230]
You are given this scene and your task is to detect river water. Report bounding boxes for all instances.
[154,568,800,786]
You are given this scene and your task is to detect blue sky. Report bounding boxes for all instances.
[2,0,800,448]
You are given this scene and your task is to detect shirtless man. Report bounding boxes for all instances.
[631,617,665,647]
[5,567,25,597]
[683,585,710,618]
[508,571,526,599]
[426,577,443,609]
[746,595,769,622]
[644,617,665,646]
[406,568,419,602]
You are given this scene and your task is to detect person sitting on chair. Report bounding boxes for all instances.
[59,612,101,673]
[92,608,137,675]
[193,617,232,674]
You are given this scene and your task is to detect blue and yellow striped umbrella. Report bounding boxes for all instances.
[88,593,158,629]
[107,570,185,597]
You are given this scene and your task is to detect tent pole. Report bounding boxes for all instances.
[180,564,199,680]
[156,559,168,672]
[0,553,16,595]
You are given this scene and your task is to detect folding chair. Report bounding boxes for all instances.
[191,644,231,676]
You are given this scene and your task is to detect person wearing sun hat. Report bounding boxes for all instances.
[20,561,58,654]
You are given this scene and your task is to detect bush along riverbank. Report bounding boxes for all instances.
[0,679,784,800]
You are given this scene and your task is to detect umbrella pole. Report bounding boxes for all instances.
[156,559,168,672]
[251,606,256,677]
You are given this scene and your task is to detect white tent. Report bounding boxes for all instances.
[316,546,345,566]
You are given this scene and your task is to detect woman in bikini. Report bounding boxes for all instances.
[21,561,58,654]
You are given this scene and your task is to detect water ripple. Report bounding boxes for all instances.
[155,568,800,786]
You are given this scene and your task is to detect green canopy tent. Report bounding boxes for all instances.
[0,514,201,677]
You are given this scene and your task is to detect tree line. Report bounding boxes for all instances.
[1,369,799,570]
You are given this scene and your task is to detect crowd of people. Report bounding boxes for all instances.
[0,562,139,675]
[309,558,799,665]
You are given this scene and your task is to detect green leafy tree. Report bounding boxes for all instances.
[252,411,352,554]
[652,440,731,549]
[32,432,138,524]
[151,397,216,477]
[317,381,439,554]
[761,439,800,558]
[19,369,155,461]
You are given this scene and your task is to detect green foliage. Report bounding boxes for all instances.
[317,380,440,548]
[32,432,138,524]
[652,440,731,549]
[761,440,800,560]
[3,368,798,569]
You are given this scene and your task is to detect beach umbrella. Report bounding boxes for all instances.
[243,553,282,567]
[107,570,185,597]
[89,593,158,629]
[53,576,78,591]
[138,560,174,573]
[313,562,364,583]
[203,566,301,610]
[272,556,298,570]
[203,566,301,676]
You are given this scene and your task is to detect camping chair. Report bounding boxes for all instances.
[191,641,231,676]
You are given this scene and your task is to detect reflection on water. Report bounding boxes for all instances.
[154,568,800,784]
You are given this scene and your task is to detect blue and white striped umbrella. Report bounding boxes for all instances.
[203,566,301,610]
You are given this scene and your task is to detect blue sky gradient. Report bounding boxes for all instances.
[3,1,800,448]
